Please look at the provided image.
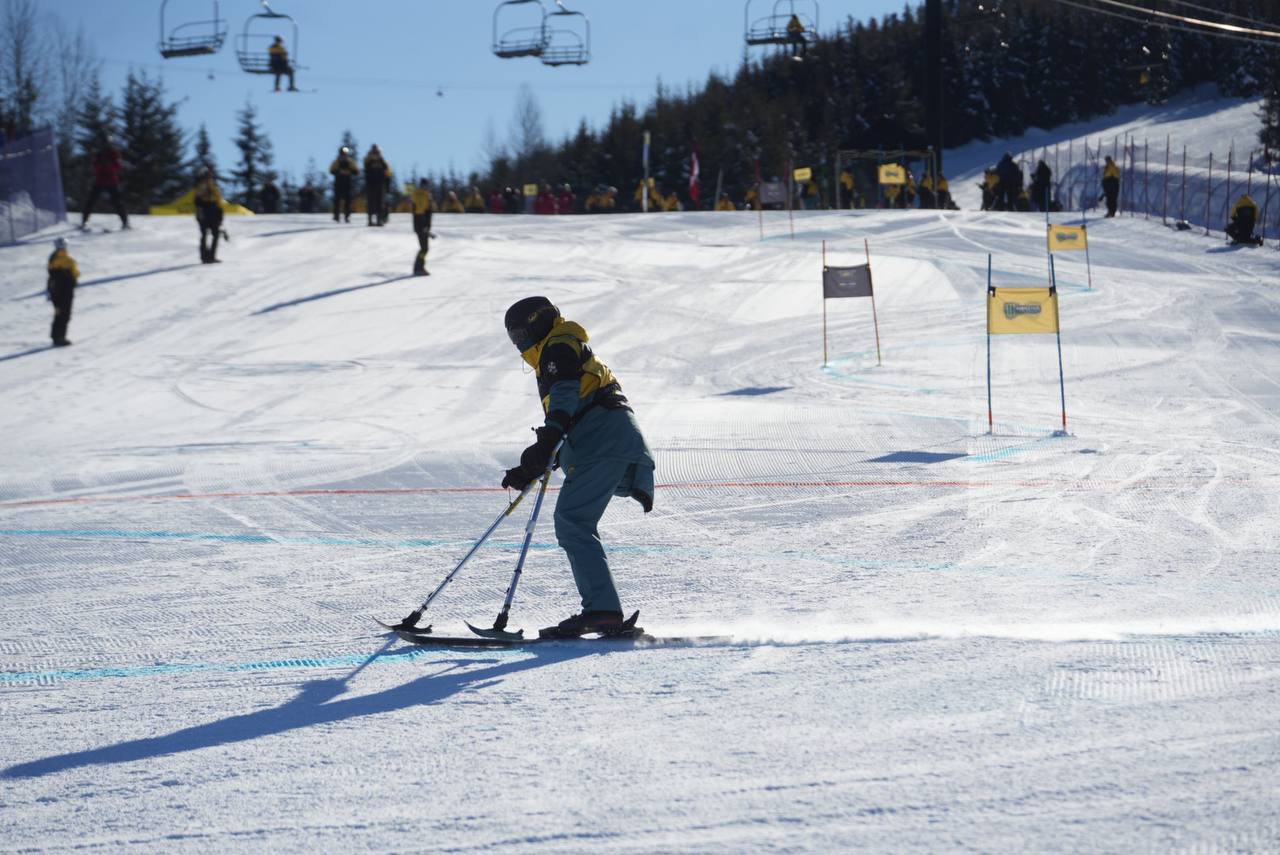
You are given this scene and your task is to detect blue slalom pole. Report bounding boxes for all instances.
[1050,255,1068,435]
[986,254,994,434]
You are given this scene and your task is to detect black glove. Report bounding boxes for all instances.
[501,425,562,490]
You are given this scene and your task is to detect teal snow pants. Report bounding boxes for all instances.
[553,407,655,613]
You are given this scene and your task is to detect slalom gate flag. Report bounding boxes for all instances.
[823,264,873,299]
[793,166,813,182]
[987,287,1060,335]
[1047,224,1088,252]
[878,164,906,185]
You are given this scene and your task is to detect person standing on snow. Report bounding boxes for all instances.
[80,139,129,231]
[46,238,79,347]
[1101,155,1121,218]
[194,167,225,264]
[1029,160,1052,212]
[408,177,434,276]
[1226,195,1263,246]
[330,146,359,223]
[364,145,392,226]
[501,296,655,638]
[995,153,1023,212]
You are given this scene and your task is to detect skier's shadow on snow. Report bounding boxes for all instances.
[251,274,415,315]
[3,642,604,779]
[14,263,204,300]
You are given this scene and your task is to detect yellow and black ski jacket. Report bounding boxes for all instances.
[520,319,630,433]
[47,249,79,291]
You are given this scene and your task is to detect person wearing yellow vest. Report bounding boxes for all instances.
[443,190,465,214]
[715,192,735,211]
[194,167,226,263]
[840,168,856,208]
[464,186,486,213]
[1226,195,1264,246]
[329,146,359,223]
[1101,155,1121,217]
[407,178,435,276]
[46,237,79,347]
[268,36,297,92]
[501,296,655,638]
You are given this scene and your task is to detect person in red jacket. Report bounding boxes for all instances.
[556,182,576,214]
[487,188,506,214]
[80,140,129,230]
[534,183,558,215]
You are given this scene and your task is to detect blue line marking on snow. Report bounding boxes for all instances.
[0,528,451,548]
[0,648,443,686]
[965,433,1065,462]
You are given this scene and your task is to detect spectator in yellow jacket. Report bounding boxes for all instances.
[330,147,359,222]
[443,190,465,214]
[407,179,434,276]
[46,237,79,347]
[840,168,856,208]
[715,192,735,211]
[1101,155,1121,217]
[464,186,486,213]
[194,167,225,263]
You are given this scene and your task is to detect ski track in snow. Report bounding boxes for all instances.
[3,134,1280,848]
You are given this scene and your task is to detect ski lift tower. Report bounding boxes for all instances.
[158,0,228,58]
[541,1,591,67]
[492,0,549,59]
[744,0,817,50]
[236,0,299,75]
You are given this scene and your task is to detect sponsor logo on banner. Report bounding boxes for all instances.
[1052,230,1080,244]
[878,164,906,185]
[1004,302,1042,319]
[793,166,812,182]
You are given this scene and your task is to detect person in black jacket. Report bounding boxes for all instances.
[46,238,79,347]
[259,178,281,214]
[329,147,359,222]
[1029,160,1052,212]
[995,153,1023,212]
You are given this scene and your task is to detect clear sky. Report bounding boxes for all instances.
[49,0,909,182]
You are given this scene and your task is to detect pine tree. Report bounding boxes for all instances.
[193,123,217,179]
[118,71,187,212]
[1259,61,1280,154]
[231,99,273,208]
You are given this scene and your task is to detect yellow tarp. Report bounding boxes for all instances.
[988,287,1060,335]
[1047,224,1088,252]
[878,164,906,185]
[149,189,255,216]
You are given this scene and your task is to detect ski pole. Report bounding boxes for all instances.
[480,466,553,637]
[382,438,563,632]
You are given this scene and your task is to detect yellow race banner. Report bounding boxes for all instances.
[878,164,906,185]
[149,189,254,216]
[522,183,539,196]
[987,287,1060,335]
[793,166,812,182]
[1047,224,1088,252]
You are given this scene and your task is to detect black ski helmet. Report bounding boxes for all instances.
[504,296,559,349]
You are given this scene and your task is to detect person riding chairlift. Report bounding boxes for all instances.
[786,14,807,58]
[269,36,298,92]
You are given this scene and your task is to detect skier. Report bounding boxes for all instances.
[268,36,298,92]
[786,13,807,58]
[500,296,655,638]
[408,177,434,276]
[259,177,281,214]
[1226,195,1264,246]
[1101,155,1121,217]
[364,145,392,226]
[464,186,487,213]
[1030,160,1052,212]
[329,146,359,223]
[46,237,79,347]
[80,138,129,231]
[194,167,225,264]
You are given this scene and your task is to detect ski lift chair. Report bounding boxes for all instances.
[744,0,818,48]
[158,0,228,58]
[236,1,299,75]
[493,0,549,59]
[540,1,590,66]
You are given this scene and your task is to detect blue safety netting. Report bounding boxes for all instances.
[0,128,67,244]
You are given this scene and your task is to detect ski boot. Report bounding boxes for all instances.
[539,610,639,639]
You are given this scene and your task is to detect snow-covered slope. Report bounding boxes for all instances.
[2,202,1279,850]
[948,85,1267,212]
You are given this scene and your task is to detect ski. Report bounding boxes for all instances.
[374,617,432,633]
[392,628,728,649]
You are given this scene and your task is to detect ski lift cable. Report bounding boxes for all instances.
[1160,0,1278,29]
[1086,0,1280,40]
[1045,0,1280,47]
